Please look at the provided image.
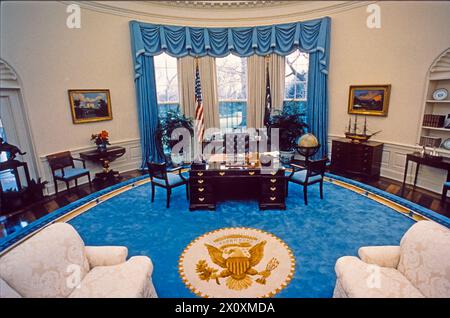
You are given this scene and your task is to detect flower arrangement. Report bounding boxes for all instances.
[91,130,110,152]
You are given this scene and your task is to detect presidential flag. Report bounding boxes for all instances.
[263,58,272,127]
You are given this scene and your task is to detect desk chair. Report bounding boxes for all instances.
[224,133,250,156]
[147,162,188,208]
[47,151,91,194]
[286,157,328,205]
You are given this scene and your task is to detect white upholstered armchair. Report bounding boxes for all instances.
[0,223,157,298]
[334,220,450,298]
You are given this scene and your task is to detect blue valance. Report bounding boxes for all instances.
[130,17,330,79]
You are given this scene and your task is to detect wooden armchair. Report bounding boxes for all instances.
[286,157,328,205]
[46,151,91,194]
[147,161,188,208]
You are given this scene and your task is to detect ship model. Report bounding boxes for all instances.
[345,115,381,143]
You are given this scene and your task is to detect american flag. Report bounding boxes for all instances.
[263,57,272,127]
[194,60,204,143]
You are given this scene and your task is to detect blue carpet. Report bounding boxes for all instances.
[69,181,415,298]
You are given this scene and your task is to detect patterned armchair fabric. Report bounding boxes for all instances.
[333,221,450,298]
[0,223,157,298]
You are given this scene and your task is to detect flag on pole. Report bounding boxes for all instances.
[263,55,272,127]
[194,58,204,143]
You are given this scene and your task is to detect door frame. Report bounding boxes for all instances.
[0,59,40,182]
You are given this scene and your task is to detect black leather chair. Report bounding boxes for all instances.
[286,157,328,205]
[147,162,188,208]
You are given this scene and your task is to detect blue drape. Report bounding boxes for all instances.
[130,17,331,165]
[131,25,163,168]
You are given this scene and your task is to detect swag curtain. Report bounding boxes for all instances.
[247,54,285,129]
[178,56,220,129]
[130,17,330,164]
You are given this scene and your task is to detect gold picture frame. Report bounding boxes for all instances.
[348,85,391,116]
[68,89,112,124]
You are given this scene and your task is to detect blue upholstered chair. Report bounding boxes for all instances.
[442,181,450,203]
[286,157,328,205]
[147,162,188,208]
[46,151,91,194]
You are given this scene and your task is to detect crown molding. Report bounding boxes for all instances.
[61,1,376,27]
[158,1,291,9]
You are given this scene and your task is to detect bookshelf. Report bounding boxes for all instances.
[417,48,450,156]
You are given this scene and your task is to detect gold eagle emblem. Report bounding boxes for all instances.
[196,240,279,290]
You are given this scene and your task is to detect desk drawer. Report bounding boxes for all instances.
[261,183,284,194]
[261,177,285,186]
[191,193,214,204]
[190,170,212,177]
[190,184,213,194]
[189,177,210,186]
[260,194,284,204]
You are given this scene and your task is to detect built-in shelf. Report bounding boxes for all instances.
[417,49,450,158]
[422,126,450,132]
[426,100,450,103]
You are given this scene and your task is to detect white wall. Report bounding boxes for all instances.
[1,1,449,193]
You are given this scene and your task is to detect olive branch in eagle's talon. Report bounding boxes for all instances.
[196,260,220,285]
[256,258,279,285]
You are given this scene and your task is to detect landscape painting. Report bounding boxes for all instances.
[68,89,112,124]
[348,85,391,116]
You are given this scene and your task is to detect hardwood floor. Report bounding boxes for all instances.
[1,170,448,239]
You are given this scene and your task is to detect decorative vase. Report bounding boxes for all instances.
[97,143,107,152]
[279,150,295,164]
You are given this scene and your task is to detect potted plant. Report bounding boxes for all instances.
[267,104,308,163]
[91,130,110,152]
[156,108,194,165]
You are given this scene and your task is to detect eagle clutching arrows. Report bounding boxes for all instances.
[196,240,279,291]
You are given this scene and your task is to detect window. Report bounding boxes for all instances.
[154,53,179,116]
[284,51,309,116]
[216,55,247,131]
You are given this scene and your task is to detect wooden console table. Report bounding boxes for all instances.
[80,146,126,184]
[401,152,450,195]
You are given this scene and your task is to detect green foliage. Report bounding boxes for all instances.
[268,106,308,151]
[156,108,194,153]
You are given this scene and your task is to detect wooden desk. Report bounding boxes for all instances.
[401,152,450,195]
[189,162,286,211]
[80,146,126,184]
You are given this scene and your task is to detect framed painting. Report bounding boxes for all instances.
[348,85,391,116]
[68,89,112,124]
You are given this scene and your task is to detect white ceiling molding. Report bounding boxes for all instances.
[61,1,376,27]
[159,1,291,8]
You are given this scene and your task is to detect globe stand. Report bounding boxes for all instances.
[296,144,320,165]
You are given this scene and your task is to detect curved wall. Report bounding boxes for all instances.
[1,1,450,193]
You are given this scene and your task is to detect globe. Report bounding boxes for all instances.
[297,133,319,148]
[296,133,320,160]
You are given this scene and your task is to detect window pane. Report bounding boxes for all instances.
[216,55,247,130]
[284,51,309,101]
[154,53,179,115]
